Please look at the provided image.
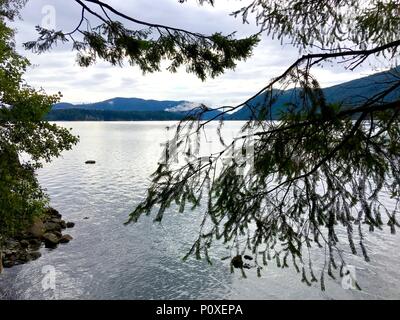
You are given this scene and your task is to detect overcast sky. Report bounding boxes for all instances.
[12,0,381,106]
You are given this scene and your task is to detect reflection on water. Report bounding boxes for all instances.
[0,122,399,300]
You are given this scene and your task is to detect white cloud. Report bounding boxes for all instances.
[10,0,379,107]
[165,101,200,112]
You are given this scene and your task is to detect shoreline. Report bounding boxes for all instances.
[1,208,74,271]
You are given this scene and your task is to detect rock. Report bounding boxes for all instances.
[83,217,89,220]
[231,255,244,269]
[46,207,62,219]
[28,217,45,238]
[44,222,62,233]
[15,231,30,241]
[3,260,16,268]
[43,233,60,249]
[66,222,75,228]
[29,239,42,250]
[244,255,253,261]
[50,218,62,224]
[4,249,15,256]
[4,252,16,261]
[5,239,20,250]
[28,251,41,261]
[60,235,73,244]
[17,252,30,263]
[53,231,62,239]
[20,240,30,249]
[60,220,67,229]
[85,160,96,164]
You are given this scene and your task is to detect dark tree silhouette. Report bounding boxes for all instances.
[0,0,78,272]
[24,0,259,81]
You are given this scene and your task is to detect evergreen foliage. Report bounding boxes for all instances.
[45,108,187,121]
[0,0,78,265]
[24,0,259,81]
[126,0,400,290]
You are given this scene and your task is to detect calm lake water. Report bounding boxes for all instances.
[1,121,399,300]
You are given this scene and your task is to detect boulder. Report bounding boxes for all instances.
[50,231,62,239]
[50,218,62,224]
[29,238,42,250]
[20,240,29,249]
[46,207,62,219]
[3,259,16,268]
[66,222,75,228]
[85,160,96,164]
[3,252,17,268]
[44,222,62,233]
[43,233,60,249]
[28,251,41,261]
[5,239,20,250]
[17,252,30,263]
[60,235,73,244]
[28,218,45,238]
[60,220,67,229]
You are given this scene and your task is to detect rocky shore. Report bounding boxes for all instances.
[1,208,74,269]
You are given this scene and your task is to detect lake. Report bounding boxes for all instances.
[0,121,399,300]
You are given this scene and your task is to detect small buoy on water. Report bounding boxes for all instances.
[85,160,96,164]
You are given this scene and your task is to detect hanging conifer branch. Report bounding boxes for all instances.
[23,0,259,80]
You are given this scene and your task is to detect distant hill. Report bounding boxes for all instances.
[49,68,400,121]
[53,97,188,112]
[228,67,400,120]
[51,97,222,120]
[45,109,187,121]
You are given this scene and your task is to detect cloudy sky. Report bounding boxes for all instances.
[12,0,381,106]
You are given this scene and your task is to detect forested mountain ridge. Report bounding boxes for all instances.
[48,68,400,121]
[228,67,400,119]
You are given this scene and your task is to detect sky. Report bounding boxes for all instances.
[11,0,382,106]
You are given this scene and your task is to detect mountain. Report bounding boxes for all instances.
[51,97,223,120]
[228,68,400,120]
[53,97,188,112]
[49,68,400,121]
[45,109,186,121]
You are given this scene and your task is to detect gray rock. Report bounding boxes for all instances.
[28,251,41,261]
[46,207,62,219]
[50,218,62,224]
[5,239,19,250]
[29,239,42,250]
[52,230,62,239]
[44,222,62,233]
[3,260,16,268]
[27,217,45,238]
[43,233,60,249]
[17,253,30,263]
[60,234,73,244]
